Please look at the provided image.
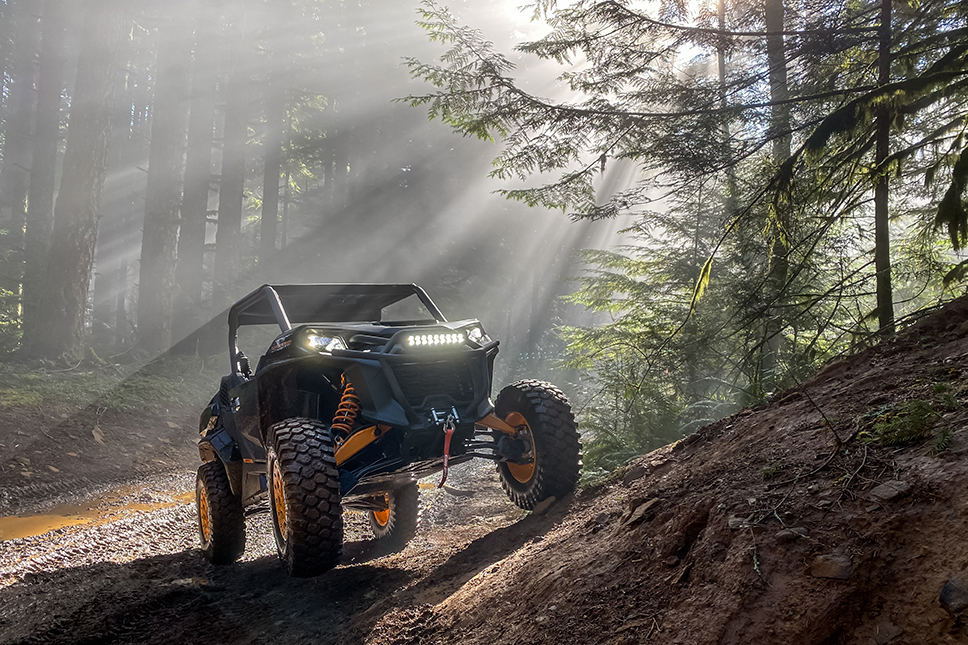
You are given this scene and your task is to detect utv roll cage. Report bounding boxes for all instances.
[227,283,446,374]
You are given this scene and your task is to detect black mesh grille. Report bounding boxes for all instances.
[393,360,476,408]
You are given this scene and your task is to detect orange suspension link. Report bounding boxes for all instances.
[331,378,361,435]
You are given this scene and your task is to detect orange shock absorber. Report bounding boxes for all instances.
[331,378,361,436]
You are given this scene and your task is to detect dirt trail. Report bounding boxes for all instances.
[4,298,968,644]
[0,462,554,645]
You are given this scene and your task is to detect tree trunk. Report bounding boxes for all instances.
[212,11,248,306]
[20,0,65,348]
[874,0,894,333]
[760,0,791,391]
[175,0,219,323]
[260,75,285,261]
[137,8,191,354]
[0,0,40,308]
[92,48,143,351]
[27,0,122,360]
[716,0,737,209]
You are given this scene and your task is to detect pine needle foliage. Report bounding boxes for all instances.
[407,0,968,474]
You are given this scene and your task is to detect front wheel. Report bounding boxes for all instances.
[368,482,419,551]
[494,379,581,510]
[267,417,343,577]
[196,460,245,564]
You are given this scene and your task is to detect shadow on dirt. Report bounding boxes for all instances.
[0,500,572,645]
[0,547,411,645]
[381,498,574,609]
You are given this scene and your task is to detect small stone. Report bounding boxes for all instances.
[873,620,902,644]
[531,496,556,516]
[775,529,802,544]
[810,554,852,580]
[15,457,30,466]
[869,480,912,502]
[66,452,79,458]
[623,464,648,486]
[47,465,59,472]
[940,575,968,615]
[626,498,659,525]
[726,515,750,531]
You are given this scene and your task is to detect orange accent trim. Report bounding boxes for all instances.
[198,486,211,542]
[476,413,518,435]
[334,425,382,466]
[243,458,254,464]
[504,411,537,483]
[372,497,390,527]
[332,381,361,434]
[272,460,288,537]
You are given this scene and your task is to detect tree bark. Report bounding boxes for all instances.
[761,0,791,391]
[260,74,285,261]
[137,7,192,354]
[175,0,219,319]
[212,11,248,306]
[28,0,122,360]
[0,0,40,304]
[21,0,68,348]
[874,0,894,333]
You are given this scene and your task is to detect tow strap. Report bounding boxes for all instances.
[438,414,456,488]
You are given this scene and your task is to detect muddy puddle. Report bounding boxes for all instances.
[0,488,194,540]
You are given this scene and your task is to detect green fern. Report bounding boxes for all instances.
[863,400,938,446]
[931,428,954,454]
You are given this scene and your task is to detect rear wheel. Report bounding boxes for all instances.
[196,460,245,564]
[494,380,581,510]
[367,482,419,550]
[267,417,343,577]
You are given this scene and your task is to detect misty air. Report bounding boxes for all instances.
[1,0,967,643]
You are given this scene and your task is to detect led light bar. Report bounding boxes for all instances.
[407,332,465,347]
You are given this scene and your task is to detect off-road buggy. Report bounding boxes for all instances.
[194,283,581,577]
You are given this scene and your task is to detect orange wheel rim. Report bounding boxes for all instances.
[504,411,536,483]
[272,460,289,537]
[373,495,390,526]
[198,485,211,541]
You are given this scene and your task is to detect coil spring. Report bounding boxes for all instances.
[331,380,361,435]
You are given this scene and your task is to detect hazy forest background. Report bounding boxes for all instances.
[0,0,966,479]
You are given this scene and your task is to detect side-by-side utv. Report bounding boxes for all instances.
[194,283,581,577]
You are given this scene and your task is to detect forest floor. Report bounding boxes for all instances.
[3,298,968,644]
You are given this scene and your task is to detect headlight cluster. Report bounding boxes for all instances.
[305,332,346,353]
[466,327,490,345]
[407,332,465,347]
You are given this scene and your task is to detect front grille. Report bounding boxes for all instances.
[392,359,477,408]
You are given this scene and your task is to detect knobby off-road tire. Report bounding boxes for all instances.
[267,417,343,577]
[368,481,419,551]
[196,460,246,565]
[494,379,582,510]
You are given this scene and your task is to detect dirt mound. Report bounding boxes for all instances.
[364,297,968,645]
